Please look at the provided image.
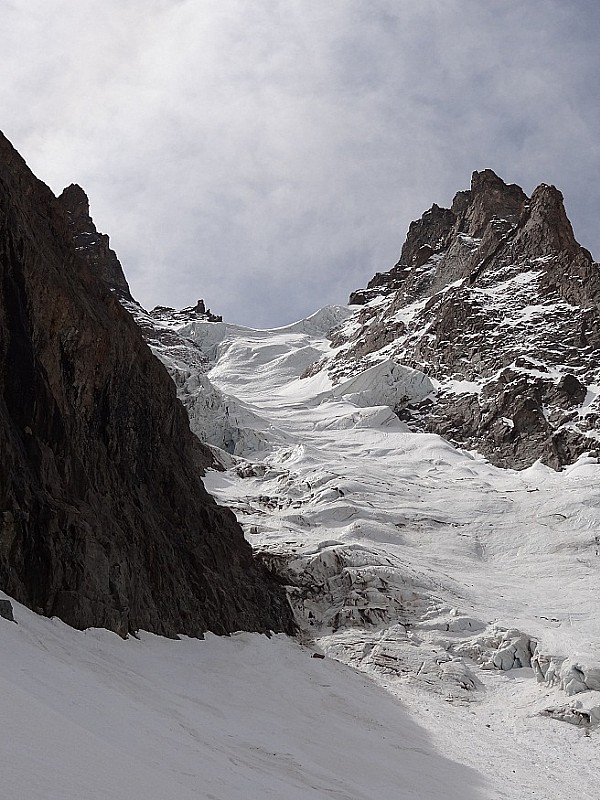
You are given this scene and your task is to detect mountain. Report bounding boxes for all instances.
[2,153,599,798]
[77,170,598,795]
[97,281,599,797]
[0,147,600,800]
[329,170,600,469]
[0,131,293,637]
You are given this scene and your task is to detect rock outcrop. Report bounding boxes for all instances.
[329,170,600,469]
[58,183,134,302]
[0,131,293,637]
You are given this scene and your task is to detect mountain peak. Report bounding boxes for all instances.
[340,171,600,469]
[58,183,90,220]
[461,169,527,239]
[517,181,580,258]
[57,182,133,301]
[470,168,515,192]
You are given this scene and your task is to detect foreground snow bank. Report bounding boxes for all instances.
[0,595,482,800]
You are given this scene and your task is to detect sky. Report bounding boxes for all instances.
[1,0,599,327]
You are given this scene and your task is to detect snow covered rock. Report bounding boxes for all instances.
[361,636,482,696]
[176,372,272,457]
[266,543,425,632]
[479,629,537,671]
[449,626,537,671]
[328,170,600,469]
[540,693,600,727]
[532,648,600,695]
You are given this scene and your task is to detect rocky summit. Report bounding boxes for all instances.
[0,131,293,637]
[58,182,134,303]
[329,169,600,469]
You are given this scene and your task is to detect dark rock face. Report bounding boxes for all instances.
[59,185,221,375]
[337,170,600,469]
[58,184,133,302]
[0,598,15,622]
[0,131,293,636]
[149,300,223,325]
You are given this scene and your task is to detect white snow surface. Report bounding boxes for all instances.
[3,304,599,799]
[327,358,434,408]
[1,602,482,800]
[201,308,599,797]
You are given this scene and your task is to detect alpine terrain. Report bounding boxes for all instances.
[1,142,598,799]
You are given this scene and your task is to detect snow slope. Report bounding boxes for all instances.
[0,599,481,800]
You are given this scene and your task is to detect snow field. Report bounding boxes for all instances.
[0,600,482,800]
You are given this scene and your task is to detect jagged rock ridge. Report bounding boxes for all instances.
[0,131,293,637]
[332,170,600,469]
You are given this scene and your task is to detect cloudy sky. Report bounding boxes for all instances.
[1,1,599,326]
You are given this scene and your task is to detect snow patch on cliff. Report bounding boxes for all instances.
[329,358,434,409]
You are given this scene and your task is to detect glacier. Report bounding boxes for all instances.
[2,300,599,798]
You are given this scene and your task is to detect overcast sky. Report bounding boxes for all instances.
[1,1,599,326]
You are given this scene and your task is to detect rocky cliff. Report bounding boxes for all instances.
[0,131,293,636]
[327,170,600,469]
[58,182,134,302]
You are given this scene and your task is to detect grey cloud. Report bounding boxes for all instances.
[1,0,599,326]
